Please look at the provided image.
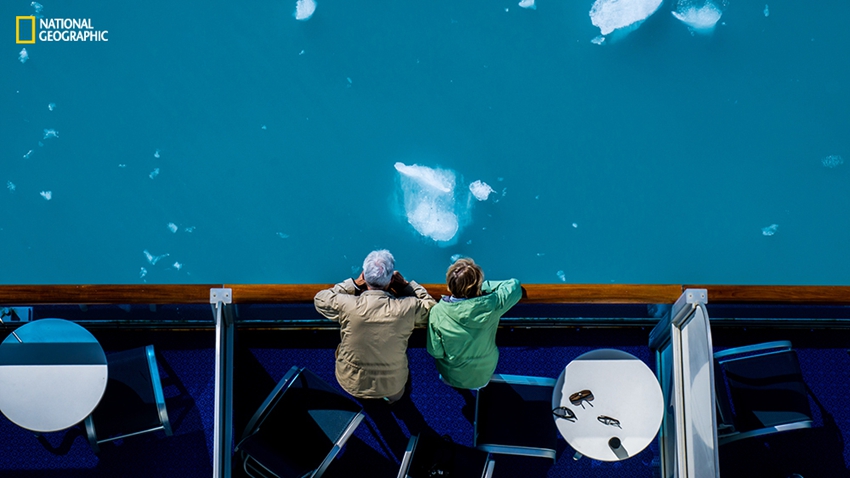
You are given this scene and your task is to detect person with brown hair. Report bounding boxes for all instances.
[426,258,521,389]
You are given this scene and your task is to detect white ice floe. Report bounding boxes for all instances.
[395,162,459,243]
[450,254,463,263]
[7,182,15,193]
[31,2,43,14]
[143,249,169,265]
[572,223,578,228]
[23,150,33,159]
[48,103,56,111]
[519,0,536,9]
[185,226,196,232]
[469,180,495,201]
[118,164,126,168]
[19,49,29,64]
[294,0,316,20]
[43,129,58,139]
[173,262,183,271]
[276,232,290,239]
[154,149,161,158]
[763,4,769,17]
[40,190,52,200]
[167,222,178,233]
[261,125,267,130]
[591,35,606,45]
[589,0,663,36]
[761,224,778,236]
[822,155,844,168]
[140,267,147,279]
[556,270,567,281]
[672,2,722,34]
[149,168,160,179]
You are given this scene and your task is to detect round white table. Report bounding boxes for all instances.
[0,319,108,432]
[552,349,663,462]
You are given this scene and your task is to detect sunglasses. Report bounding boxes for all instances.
[552,406,577,422]
[569,389,594,408]
[597,415,621,429]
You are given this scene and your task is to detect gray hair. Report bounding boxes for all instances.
[363,250,394,288]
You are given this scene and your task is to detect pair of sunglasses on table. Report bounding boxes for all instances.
[552,389,622,428]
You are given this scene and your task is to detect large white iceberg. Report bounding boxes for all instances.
[294,0,316,21]
[672,2,722,34]
[589,0,664,36]
[394,162,459,243]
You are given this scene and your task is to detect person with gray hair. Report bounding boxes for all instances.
[315,249,436,403]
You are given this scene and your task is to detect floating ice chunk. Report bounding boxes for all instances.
[672,2,722,34]
[466,240,472,245]
[167,222,178,233]
[48,103,56,111]
[118,164,126,168]
[143,249,169,265]
[763,4,769,16]
[19,48,29,64]
[761,224,778,236]
[572,223,578,228]
[154,149,161,158]
[43,129,58,139]
[185,226,196,232]
[7,182,15,193]
[149,168,160,179]
[173,262,182,271]
[140,267,147,279]
[536,252,545,257]
[276,232,290,239]
[31,2,43,13]
[294,0,316,20]
[519,0,536,9]
[395,162,459,242]
[40,190,52,200]
[299,50,305,55]
[469,180,495,201]
[23,150,33,159]
[450,254,463,263]
[261,125,267,130]
[591,35,606,45]
[556,270,566,282]
[589,0,663,36]
[501,187,507,197]
[822,155,844,168]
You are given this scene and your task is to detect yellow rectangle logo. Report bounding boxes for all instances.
[16,16,36,44]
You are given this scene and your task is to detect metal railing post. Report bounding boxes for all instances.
[211,288,233,478]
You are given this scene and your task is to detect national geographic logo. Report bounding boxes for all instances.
[15,17,109,43]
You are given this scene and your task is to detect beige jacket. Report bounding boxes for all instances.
[314,278,435,399]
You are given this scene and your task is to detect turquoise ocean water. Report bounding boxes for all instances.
[2,0,848,285]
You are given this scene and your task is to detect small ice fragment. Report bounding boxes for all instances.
[556,270,566,282]
[154,149,161,158]
[167,223,178,233]
[43,129,58,139]
[276,232,290,239]
[149,168,160,179]
[19,48,29,64]
[48,103,56,111]
[39,190,52,200]
[23,150,33,159]
[299,50,305,55]
[466,240,472,245]
[501,188,507,197]
[497,177,504,182]
[450,254,462,262]
[536,252,545,257]
[821,155,844,168]
[672,3,722,34]
[469,180,495,201]
[118,164,126,168]
[31,2,43,13]
[294,0,316,20]
[139,267,147,279]
[38,141,44,147]
[505,8,509,12]
[591,35,606,45]
[143,249,169,265]
[347,77,352,84]
[535,195,540,199]
[763,4,769,16]
[572,223,578,228]
[518,0,536,9]
[761,224,778,236]
[7,182,15,192]
[184,226,196,233]
[261,125,267,130]
[173,262,183,271]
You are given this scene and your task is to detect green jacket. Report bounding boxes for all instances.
[426,279,522,389]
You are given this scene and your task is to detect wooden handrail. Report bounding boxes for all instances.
[0,284,847,305]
